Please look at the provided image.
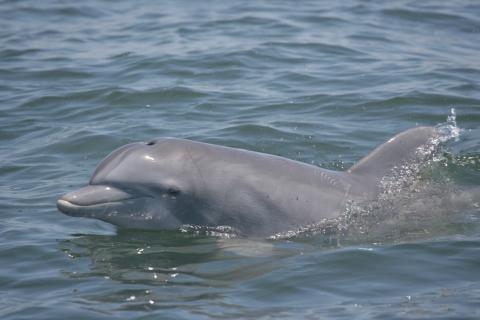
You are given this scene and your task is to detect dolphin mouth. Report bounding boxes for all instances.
[57,198,129,217]
[57,185,148,217]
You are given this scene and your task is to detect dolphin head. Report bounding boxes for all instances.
[57,138,201,229]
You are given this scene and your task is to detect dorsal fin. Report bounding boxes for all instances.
[348,127,439,184]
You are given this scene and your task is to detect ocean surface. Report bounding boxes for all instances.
[1,0,480,319]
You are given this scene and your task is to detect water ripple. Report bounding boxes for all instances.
[1,0,480,319]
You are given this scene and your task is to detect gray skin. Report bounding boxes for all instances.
[57,127,438,236]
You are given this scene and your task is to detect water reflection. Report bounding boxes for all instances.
[61,231,304,279]
[58,230,308,312]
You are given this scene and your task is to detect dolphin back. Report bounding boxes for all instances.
[347,127,439,188]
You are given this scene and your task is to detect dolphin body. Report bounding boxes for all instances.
[57,127,439,236]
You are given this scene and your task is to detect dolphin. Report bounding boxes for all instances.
[57,127,439,236]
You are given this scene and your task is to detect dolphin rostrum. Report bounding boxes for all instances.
[57,127,439,236]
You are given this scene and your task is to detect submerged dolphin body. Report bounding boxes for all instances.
[57,127,439,236]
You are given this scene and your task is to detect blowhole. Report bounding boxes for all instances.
[146,140,156,146]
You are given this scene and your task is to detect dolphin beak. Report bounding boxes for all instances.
[57,185,137,217]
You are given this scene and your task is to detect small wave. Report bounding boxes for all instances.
[263,41,366,57]
[29,68,94,80]
[0,48,42,59]
[382,8,479,32]
[103,86,209,105]
[213,123,299,138]
[19,88,106,110]
[14,4,106,19]
[287,14,348,26]
[202,16,295,29]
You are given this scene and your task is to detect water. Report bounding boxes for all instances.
[1,0,480,319]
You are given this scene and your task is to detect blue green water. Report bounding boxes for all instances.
[1,0,480,319]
